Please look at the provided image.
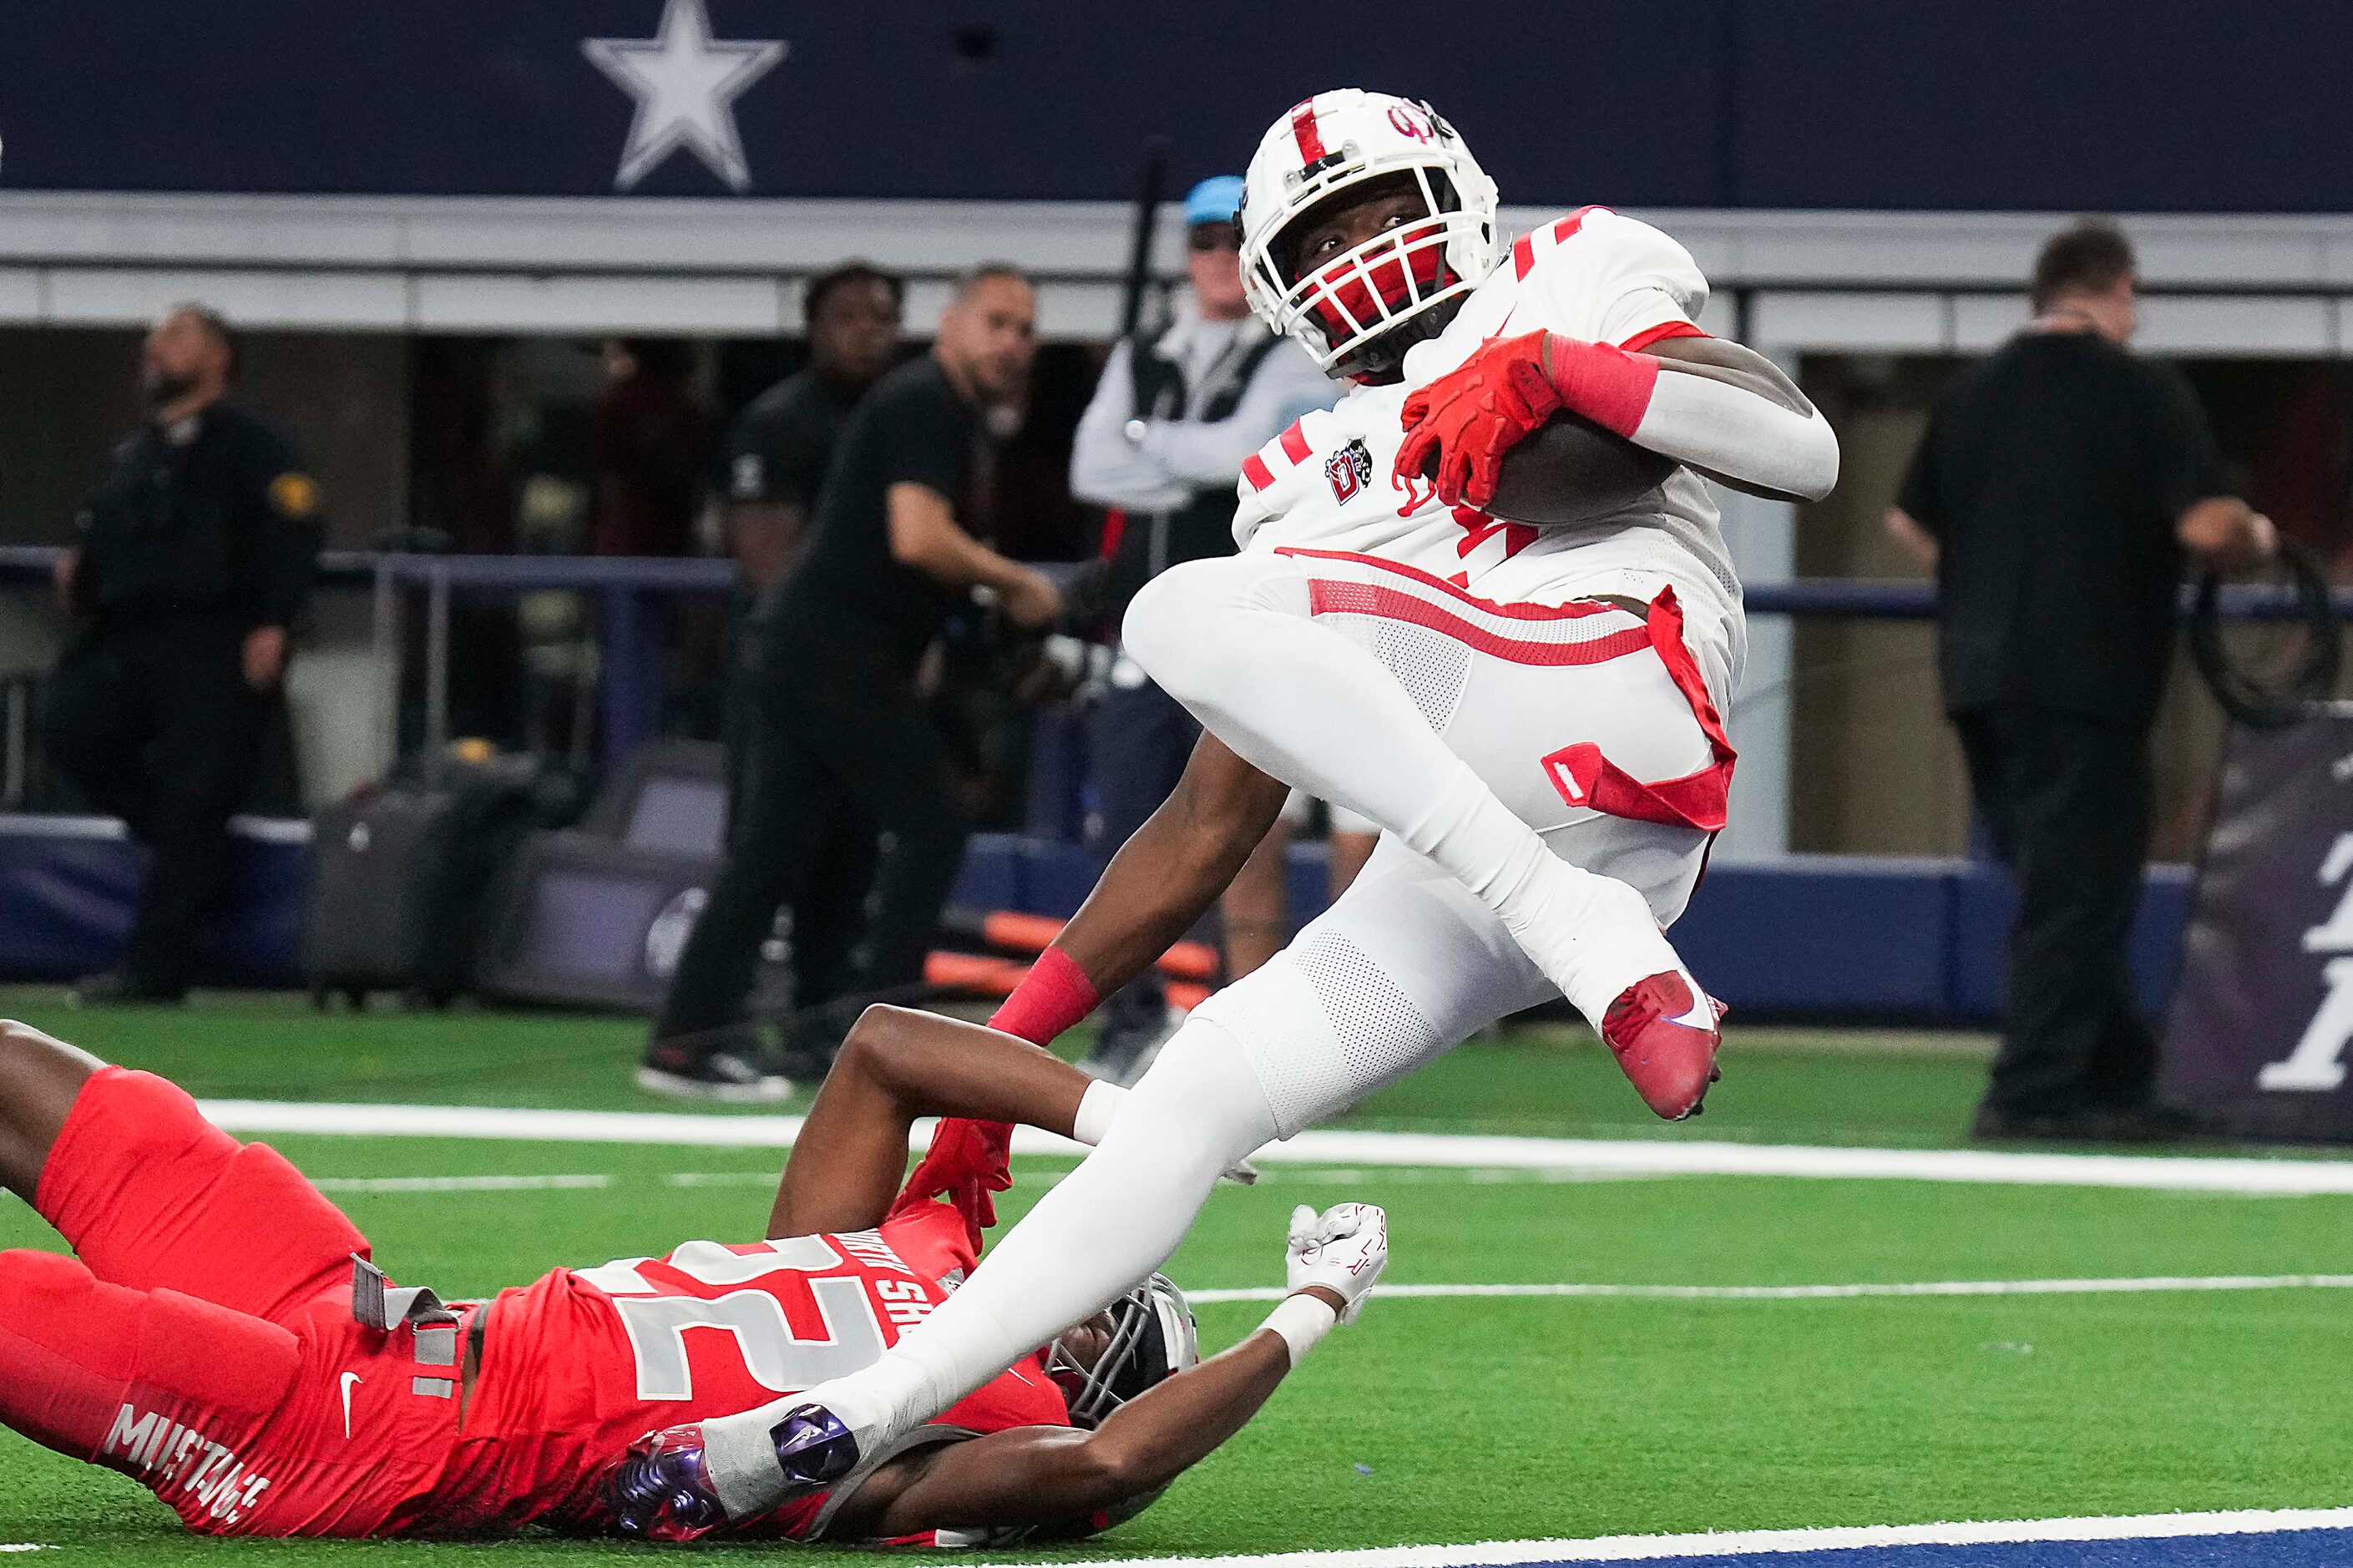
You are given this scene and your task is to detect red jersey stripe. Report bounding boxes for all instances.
[1305,580,1655,667]
[1621,319,1710,352]
[1278,421,1311,465]
[1241,453,1276,492]
[1276,547,1627,620]
[1551,205,1605,243]
[1515,207,1605,282]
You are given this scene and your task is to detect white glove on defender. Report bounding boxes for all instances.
[1284,1202,1389,1323]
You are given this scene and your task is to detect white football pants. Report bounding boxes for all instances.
[717,548,1737,1466]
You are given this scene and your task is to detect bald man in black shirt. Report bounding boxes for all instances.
[1890,223,2275,1142]
[643,267,1062,1100]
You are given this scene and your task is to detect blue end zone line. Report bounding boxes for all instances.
[986,1509,2353,1567]
[193,1100,2353,1196]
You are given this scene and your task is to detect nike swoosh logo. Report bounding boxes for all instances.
[1669,980,1716,1032]
[339,1372,362,1439]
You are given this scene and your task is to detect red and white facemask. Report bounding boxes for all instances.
[1293,205,1460,371]
[1239,90,1500,377]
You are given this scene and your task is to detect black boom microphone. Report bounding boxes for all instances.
[1120,136,1172,341]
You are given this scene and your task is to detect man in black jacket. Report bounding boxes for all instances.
[643,267,1063,1100]
[47,306,321,1005]
[720,264,904,597]
[1888,223,2275,1141]
[705,263,905,1059]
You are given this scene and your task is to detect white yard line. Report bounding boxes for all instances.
[197,1099,823,1148]
[245,1160,2353,1305]
[1258,1129,2353,1196]
[986,1506,2353,1567]
[309,1173,611,1193]
[1184,1274,2353,1305]
[1251,1166,1662,1186]
[194,1098,2353,1196]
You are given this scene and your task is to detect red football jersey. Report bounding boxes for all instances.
[68,1104,1054,1542]
[404,1196,1070,1539]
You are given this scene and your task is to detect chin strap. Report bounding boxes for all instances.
[1338,295,1461,382]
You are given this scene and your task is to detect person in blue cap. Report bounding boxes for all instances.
[1067,175,1342,1082]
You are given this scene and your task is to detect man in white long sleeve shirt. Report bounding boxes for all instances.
[1066,175,1338,1080]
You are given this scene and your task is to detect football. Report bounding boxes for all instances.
[1424,410,1676,526]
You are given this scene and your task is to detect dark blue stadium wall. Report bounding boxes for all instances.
[0,826,2189,1025]
[3,1,2350,210]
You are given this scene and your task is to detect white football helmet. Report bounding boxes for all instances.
[1238,89,1500,379]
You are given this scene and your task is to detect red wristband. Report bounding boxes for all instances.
[1541,332,1658,441]
[988,946,1101,1045]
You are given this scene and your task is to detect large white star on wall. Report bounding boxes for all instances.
[582,0,787,192]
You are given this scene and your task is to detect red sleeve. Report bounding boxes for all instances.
[888,1118,1015,1252]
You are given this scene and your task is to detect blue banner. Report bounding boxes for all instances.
[3,1,2348,210]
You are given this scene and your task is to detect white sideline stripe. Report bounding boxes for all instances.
[1253,1166,1661,1186]
[198,1098,822,1149]
[190,1100,2353,1195]
[988,1507,2353,1568]
[309,1173,611,1193]
[1256,1130,2353,1196]
[1186,1274,2353,1305]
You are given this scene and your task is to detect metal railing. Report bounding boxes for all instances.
[0,545,2340,776]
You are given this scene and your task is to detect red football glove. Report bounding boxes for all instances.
[891,1116,1015,1249]
[1394,331,1562,508]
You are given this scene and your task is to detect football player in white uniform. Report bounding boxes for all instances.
[615,89,1839,1527]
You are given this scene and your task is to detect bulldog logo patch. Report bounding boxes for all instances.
[1326,438,1373,503]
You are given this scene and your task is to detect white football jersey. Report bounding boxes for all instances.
[1232,207,1742,622]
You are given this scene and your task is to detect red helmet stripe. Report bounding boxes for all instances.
[1288,99,1328,165]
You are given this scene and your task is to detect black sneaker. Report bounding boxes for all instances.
[1969,1103,2131,1144]
[1971,1100,2223,1146]
[2103,1100,2229,1145]
[71,969,188,1007]
[638,1031,793,1105]
[1077,999,1181,1087]
[775,998,860,1086]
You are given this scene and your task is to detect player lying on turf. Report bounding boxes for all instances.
[0,1012,1386,1541]
[614,87,1841,1535]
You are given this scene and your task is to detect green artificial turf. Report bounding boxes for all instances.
[0,994,2349,1561]
[0,986,2001,1146]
